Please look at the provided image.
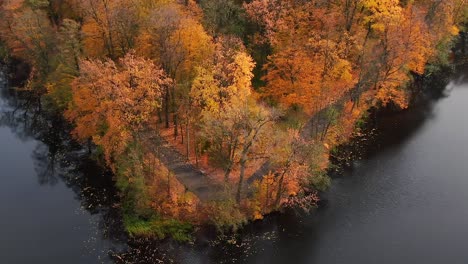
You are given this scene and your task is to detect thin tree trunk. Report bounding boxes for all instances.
[173,113,178,139]
[87,137,93,154]
[167,171,171,199]
[186,121,190,161]
[180,123,184,144]
[352,22,372,107]
[157,109,163,124]
[321,121,331,141]
[224,166,232,183]
[172,84,178,138]
[195,144,199,167]
[265,177,270,210]
[275,170,287,208]
[164,88,169,128]
[462,31,466,55]
[224,140,237,182]
[236,157,247,203]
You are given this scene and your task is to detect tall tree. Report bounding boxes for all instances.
[66,52,172,165]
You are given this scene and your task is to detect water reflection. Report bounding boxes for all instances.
[0,68,126,263]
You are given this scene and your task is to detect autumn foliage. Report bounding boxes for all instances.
[1,0,467,234]
[65,52,171,164]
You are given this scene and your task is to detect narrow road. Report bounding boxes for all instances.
[144,133,224,202]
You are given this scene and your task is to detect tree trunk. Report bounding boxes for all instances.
[462,31,466,55]
[321,121,331,141]
[275,170,286,208]
[87,137,93,154]
[236,158,247,203]
[186,121,190,161]
[352,22,372,107]
[157,109,163,124]
[180,123,184,144]
[195,147,199,167]
[224,165,232,183]
[172,84,178,138]
[173,113,178,139]
[225,139,239,182]
[167,171,171,199]
[265,178,270,210]
[164,88,169,128]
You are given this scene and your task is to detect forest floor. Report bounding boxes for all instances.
[143,130,225,202]
[157,137,225,202]
[152,123,267,202]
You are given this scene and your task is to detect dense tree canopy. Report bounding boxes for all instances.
[1,0,466,232]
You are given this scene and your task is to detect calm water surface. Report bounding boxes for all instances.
[0,70,125,263]
[1,64,467,264]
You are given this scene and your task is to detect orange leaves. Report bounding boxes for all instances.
[243,0,283,43]
[2,0,24,11]
[118,53,170,126]
[139,1,214,81]
[66,52,171,163]
[251,172,278,216]
[247,0,467,114]
[253,0,461,114]
[0,2,54,80]
[80,0,140,58]
[367,3,433,107]
[247,1,357,116]
[263,40,354,115]
[143,152,200,221]
[375,86,409,109]
[81,21,104,58]
[263,48,320,114]
[2,0,466,225]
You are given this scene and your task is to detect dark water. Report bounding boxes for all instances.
[0,70,126,263]
[1,63,468,264]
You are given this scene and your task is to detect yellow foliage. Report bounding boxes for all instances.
[451,25,460,36]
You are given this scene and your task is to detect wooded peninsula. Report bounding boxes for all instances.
[1,0,467,241]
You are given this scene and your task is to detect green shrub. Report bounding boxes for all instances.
[309,171,331,192]
[207,198,247,232]
[0,41,9,64]
[124,214,193,242]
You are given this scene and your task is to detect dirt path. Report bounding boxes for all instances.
[145,133,224,202]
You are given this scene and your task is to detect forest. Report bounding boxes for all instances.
[0,0,467,240]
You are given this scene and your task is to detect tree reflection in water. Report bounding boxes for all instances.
[0,67,128,259]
